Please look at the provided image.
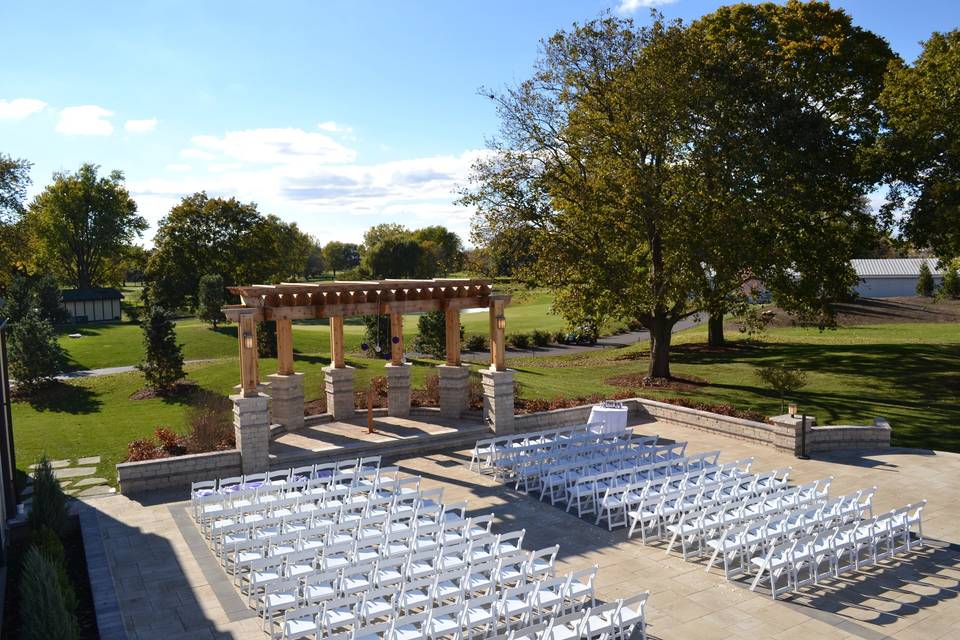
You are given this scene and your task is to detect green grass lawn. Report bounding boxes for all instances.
[56,287,570,371]
[21,320,959,484]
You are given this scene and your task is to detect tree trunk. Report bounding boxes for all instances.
[647,316,673,379]
[707,311,725,347]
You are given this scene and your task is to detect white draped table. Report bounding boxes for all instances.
[588,405,629,435]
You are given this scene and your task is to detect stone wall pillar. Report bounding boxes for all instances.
[769,414,817,456]
[385,363,412,418]
[481,368,515,434]
[324,366,355,420]
[232,392,270,474]
[267,372,305,432]
[437,364,470,419]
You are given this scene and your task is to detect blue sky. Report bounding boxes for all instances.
[2,1,958,247]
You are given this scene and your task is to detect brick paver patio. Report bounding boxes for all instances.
[87,420,960,639]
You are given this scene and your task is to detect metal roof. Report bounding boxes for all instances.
[61,288,125,301]
[850,258,942,278]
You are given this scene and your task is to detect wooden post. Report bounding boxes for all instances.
[390,311,404,365]
[330,314,345,368]
[276,317,294,375]
[489,298,506,371]
[444,306,461,366]
[238,312,260,396]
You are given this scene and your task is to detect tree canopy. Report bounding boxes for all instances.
[879,29,960,259]
[24,163,146,290]
[147,193,311,309]
[463,3,894,378]
[322,241,361,278]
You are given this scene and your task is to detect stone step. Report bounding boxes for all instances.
[270,423,491,469]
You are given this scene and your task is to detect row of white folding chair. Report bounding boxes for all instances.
[750,500,926,598]
[567,458,768,516]
[490,590,648,640]
[470,425,600,472]
[208,487,448,550]
[278,564,599,640]
[492,432,642,474]
[498,438,637,481]
[219,494,468,566]
[193,466,411,522]
[521,444,665,498]
[594,458,755,529]
[232,515,516,588]
[240,527,530,602]
[223,504,478,573]
[671,483,869,561]
[663,477,838,557]
[627,469,798,542]
[258,543,564,636]
[192,456,383,502]
[564,450,720,516]
[704,488,875,579]
[538,442,692,508]
[280,564,596,640]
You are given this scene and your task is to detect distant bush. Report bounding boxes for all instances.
[940,261,960,299]
[755,365,807,413]
[530,329,551,347]
[917,261,935,297]
[126,393,235,461]
[464,335,488,352]
[8,312,64,394]
[552,331,568,345]
[27,457,68,537]
[507,333,531,349]
[19,547,78,640]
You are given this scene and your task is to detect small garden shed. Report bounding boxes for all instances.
[61,288,124,323]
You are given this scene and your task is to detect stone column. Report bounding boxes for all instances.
[267,372,305,432]
[232,392,270,474]
[437,364,470,419]
[324,365,355,420]
[385,362,412,418]
[769,414,817,456]
[481,368,515,434]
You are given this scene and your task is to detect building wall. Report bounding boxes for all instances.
[64,298,122,322]
[854,276,943,298]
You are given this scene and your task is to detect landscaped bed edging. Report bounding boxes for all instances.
[116,449,241,494]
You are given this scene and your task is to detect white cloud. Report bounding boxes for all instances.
[124,117,158,133]
[0,98,47,119]
[618,0,678,12]
[165,163,192,172]
[186,127,356,165]
[56,105,114,135]
[181,148,216,160]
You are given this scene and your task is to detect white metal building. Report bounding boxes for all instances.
[851,258,943,298]
[61,288,124,323]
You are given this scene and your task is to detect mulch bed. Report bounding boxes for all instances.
[129,380,198,400]
[604,372,709,392]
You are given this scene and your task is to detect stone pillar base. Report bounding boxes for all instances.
[232,392,271,474]
[324,366,355,420]
[437,364,470,419]
[769,414,818,456]
[385,363,412,418]
[267,372,305,432]
[481,368,515,434]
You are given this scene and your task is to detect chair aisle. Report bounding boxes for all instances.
[191,454,650,639]
[470,425,928,600]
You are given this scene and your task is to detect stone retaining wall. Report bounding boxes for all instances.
[513,397,890,455]
[116,449,241,495]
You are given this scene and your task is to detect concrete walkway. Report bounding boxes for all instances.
[56,358,219,380]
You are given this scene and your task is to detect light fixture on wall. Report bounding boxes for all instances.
[243,331,254,350]
[788,402,798,417]
[496,314,506,331]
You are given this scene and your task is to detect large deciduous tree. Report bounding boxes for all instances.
[0,154,32,288]
[878,29,960,259]
[464,4,893,378]
[413,226,465,275]
[147,193,311,309]
[362,235,435,279]
[322,241,361,278]
[25,163,146,289]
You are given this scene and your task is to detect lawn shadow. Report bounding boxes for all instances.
[208,325,238,338]
[22,380,102,414]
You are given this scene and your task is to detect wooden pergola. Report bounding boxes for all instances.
[223,278,510,398]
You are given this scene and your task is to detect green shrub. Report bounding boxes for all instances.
[916,261,935,296]
[552,331,568,345]
[29,527,77,618]
[464,335,488,352]
[940,262,960,299]
[508,333,531,349]
[19,547,79,640]
[8,311,64,394]
[755,365,808,413]
[530,329,551,347]
[27,457,68,537]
